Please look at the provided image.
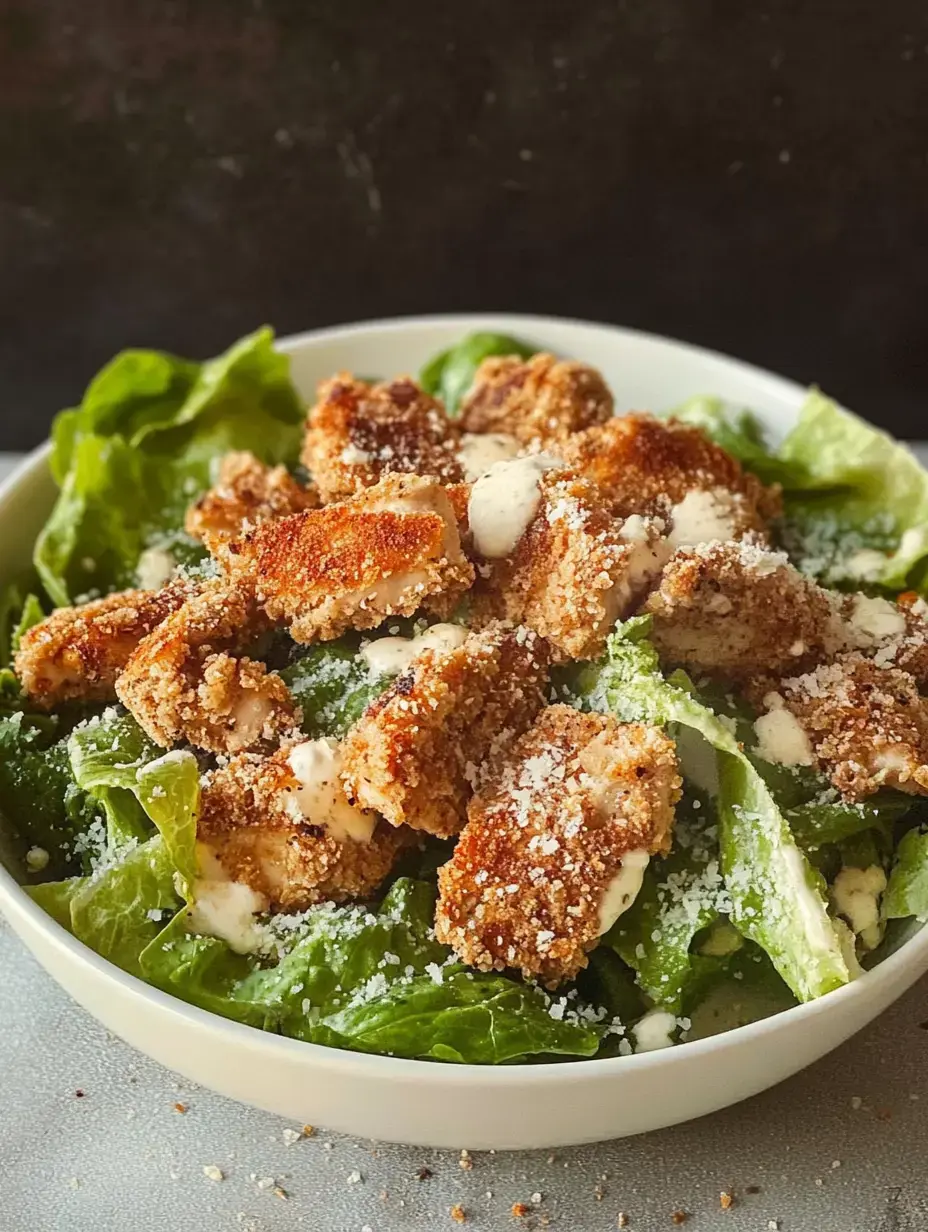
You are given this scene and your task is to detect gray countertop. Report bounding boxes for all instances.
[2,454,928,1232]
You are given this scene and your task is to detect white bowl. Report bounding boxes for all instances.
[2,314,927,1150]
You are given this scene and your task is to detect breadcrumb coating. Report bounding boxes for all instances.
[224,473,474,643]
[765,654,928,800]
[840,591,928,686]
[198,745,409,910]
[15,581,194,707]
[558,413,781,529]
[341,623,551,838]
[185,450,318,553]
[115,578,297,753]
[643,541,843,679]
[435,705,681,986]
[474,469,670,661]
[459,353,614,445]
[302,374,464,503]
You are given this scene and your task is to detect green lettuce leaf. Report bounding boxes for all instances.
[419,332,536,413]
[35,328,304,606]
[569,617,849,1002]
[670,397,794,485]
[883,829,928,923]
[280,640,391,738]
[141,879,604,1063]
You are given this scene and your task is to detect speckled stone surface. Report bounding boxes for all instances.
[2,3,928,449]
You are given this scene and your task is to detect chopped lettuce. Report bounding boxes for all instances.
[607,791,731,1013]
[883,829,928,923]
[0,580,44,667]
[142,879,604,1063]
[568,617,849,1002]
[280,640,391,738]
[35,328,305,606]
[676,388,928,593]
[419,332,536,413]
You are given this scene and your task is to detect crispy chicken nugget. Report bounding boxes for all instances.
[341,623,551,838]
[197,739,410,910]
[115,578,297,754]
[471,465,670,661]
[15,581,194,707]
[185,450,318,553]
[756,654,928,801]
[643,541,843,680]
[302,374,464,503]
[458,353,613,445]
[224,474,474,643]
[435,705,681,987]
[558,413,780,530]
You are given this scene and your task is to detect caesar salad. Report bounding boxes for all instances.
[2,326,928,1065]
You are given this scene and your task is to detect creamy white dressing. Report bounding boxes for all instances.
[667,488,738,548]
[457,432,521,482]
[187,845,268,954]
[632,1009,677,1053]
[596,849,650,935]
[136,546,176,590]
[753,693,813,767]
[360,623,469,676]
[468,454,563,559]
[287,738,377,843]
[832,864,887,950]
[847,594,906,643]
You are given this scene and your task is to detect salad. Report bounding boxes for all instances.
[3,325,928,1066]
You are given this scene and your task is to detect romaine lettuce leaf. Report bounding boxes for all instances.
[35,328,305,605]
[883,829,928,923]
[419,332,536,413]
[280,640,391,738]
[141,878,604,1063]
[568,617,849,1002]
[670,397,794,486]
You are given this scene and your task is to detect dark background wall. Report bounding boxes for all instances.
[1,1,927,451]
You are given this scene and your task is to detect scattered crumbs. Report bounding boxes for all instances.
[768,1222,780,1231]
[831,1159,841,1170]
[256,1177,275,1191]
[851,1095,863,1110]
[303,1125,315,1136]
[347,1169,363,1185]
[282,1128,302,1145]
[815,1178,824,1188]
[418,1167,434,1181]
[379,1189,389,1202]
[68,1177,81,1190]
[323,1142,333,1152]
[547,1154,557,1165]
[459,1149,473,1171]
[512,1202,530,1217]
[594,1183,606,1201]
[273,1187,288,1200]
[202,1165,224,1182]
[671,1212,688,1225]
[450,1204,467,1224]
[173,1102,186,1114]
[720,1190,734,1210]
[617,1215,628,1228]
[531,1192,543,1205]
[74,1090,85,1099]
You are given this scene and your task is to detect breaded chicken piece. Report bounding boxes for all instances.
[116,578,297,754]
[197,739,410,910]
[15,581,194,708]
[471,465,670,661]
[458,352,613,445]
[643,541,843,680]
[756,654,928,801]
[224,474,474,643]
[558,413,780,532]
[435,705,681,986]
[185,451,318,553]
[302,374,464,503]
[840,591,928,686]
[341,623,551,838]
